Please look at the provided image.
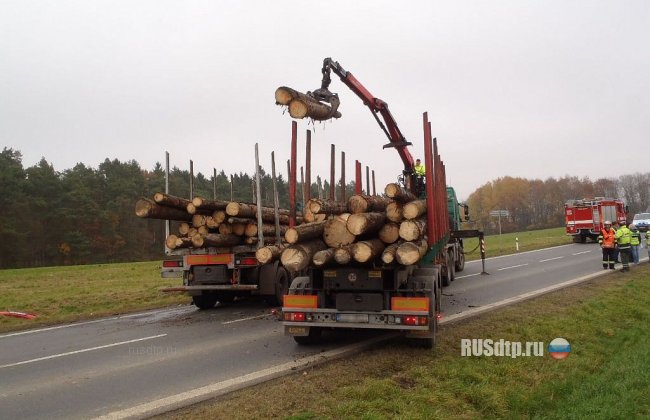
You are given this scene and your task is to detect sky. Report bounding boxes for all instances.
[1,0,649,199]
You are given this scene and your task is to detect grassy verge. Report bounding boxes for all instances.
[162,265,650,419]
[464,226,572,260]
[0,261,186,333]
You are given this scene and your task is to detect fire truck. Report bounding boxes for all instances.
[564,198,627,243]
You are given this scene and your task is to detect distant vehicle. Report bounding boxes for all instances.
[564,197,627,243]
[632,212,650,232]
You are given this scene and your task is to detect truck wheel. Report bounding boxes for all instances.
[264,267,290,307]
[293,327,322,345]
[455,250,465,272]
[192,294,218,310]
[216,293,235,304]
[447,251,456,282]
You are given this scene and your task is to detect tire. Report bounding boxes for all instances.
[447,251,456,282]
[192,294,218,310]
[293,327,322,345]
[275,268,290,306]
[455,249,465,272]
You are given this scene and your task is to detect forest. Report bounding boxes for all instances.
[2,147,649,269]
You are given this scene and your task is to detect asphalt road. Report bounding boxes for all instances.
[0,242,621,419]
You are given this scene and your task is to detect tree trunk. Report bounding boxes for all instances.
[399,218,427,241]
[313,248,336,267]
[245,223,287,237]
[275,86,307,106]
[323,213,355,248]
[205,216,219,229]
[197,225,208,236]
[212,210,227,224]
[193,233,243,248]
[403,200,427,220]
[153,192,192,210]
[334,244,355,264]
[178,222,191,235]
[232,223,246,236]
[165,234,192,250]
[381,241,403,264]
[303,206,327,223]
[284,220,327,244]
[192,214,207,228]
[395,239,428,265]
[244,236,280,245]
[384,183,417,203]
[386,201,403,223]
[352,239,385,263]
[256,244,285,264]
[218,223,232,235]
[280,240,327,272]
[186,203,215,216]
[346,212,386,236]
[347,195,391,214]
[227,217,254,225]
[378,222,400,244]
[308,199,348,215]
[226,202,290,223]
[135,198,192,221]
[191,196,229,211]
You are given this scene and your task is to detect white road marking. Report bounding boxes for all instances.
[455,273,482,280]
[465,244,574,263]
[222,314,269,325]
[572,250,592,256]
[0,307,190,339]
[539,256,564,263]
[497,263,528,271]
[0,334,167,369]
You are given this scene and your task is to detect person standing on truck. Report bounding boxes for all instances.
[615,220,633,271]
[414,158,426,176]
[598,221,617,270]
[413,158,426,197]
[629,224,641,264]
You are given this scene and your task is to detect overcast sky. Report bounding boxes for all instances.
[1,1,648,199]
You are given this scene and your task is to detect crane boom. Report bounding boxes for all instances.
[310,58,416,175]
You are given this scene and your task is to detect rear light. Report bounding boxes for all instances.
[404,316,428,326]
[236,257,258,266]
[162,260,183,268]
[283,312,306,322]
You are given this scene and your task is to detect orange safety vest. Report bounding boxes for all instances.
[600,228,616,248]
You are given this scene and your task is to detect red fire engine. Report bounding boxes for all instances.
[564,198,627,243]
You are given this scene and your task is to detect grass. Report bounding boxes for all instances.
[0,261,186,332]
[463,227,572,260]
[0,226,571,333]
[160,265,650,419]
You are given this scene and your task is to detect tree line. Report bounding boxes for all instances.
[2,147,648,268]
[0,148,352,269]
[466,174,650,234]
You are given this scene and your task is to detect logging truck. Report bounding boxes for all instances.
[135,157,292,310]
[273,58,485,347]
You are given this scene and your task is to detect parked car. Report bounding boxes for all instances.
[632,212,650,232]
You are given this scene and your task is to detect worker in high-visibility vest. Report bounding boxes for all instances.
[629,224,641,264]
[414,159,426,176]
[615,220,633,271]
[597,221,617,270]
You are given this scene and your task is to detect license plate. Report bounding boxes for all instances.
[288,326,308,336]
[336,313,369,323]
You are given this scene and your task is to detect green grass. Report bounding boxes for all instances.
[0,261,185,332]
[464,227,572,260]
[161,265,650,419]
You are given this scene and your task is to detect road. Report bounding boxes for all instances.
[0,243,619,419]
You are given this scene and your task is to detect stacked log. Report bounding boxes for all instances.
[136,192,298,251]
[256,183,437,270]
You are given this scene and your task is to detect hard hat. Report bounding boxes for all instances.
[604,220,612,225]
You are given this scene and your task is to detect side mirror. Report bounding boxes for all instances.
[463,204,470,221]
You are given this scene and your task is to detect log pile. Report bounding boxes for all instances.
[136,193,297,251]
[255,192,433,272]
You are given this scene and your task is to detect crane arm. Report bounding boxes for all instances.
[310,58,416,172]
